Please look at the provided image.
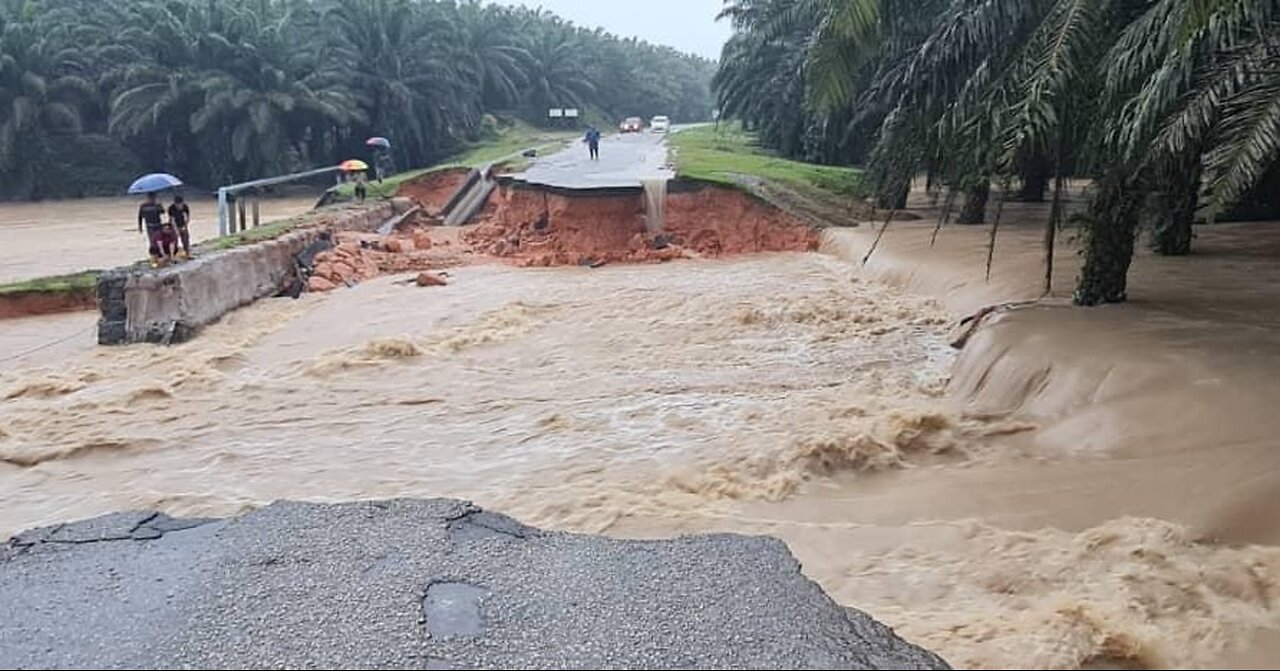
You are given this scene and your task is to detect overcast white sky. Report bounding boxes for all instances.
[491,0,732,60]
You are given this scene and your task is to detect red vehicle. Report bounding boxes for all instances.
[619,116,643,133]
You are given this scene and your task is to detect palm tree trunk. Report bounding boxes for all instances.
[875,176,910,210]
[956,181,989,224]
[1150,162,1198,256]
[1075,174,1141,305]
[1017,158,1049,202]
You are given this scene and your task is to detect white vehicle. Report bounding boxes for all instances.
[650,115,670,132]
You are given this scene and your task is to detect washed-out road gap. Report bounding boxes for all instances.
[1,127,956,668]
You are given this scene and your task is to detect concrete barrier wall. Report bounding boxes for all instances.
[98,202,403,345]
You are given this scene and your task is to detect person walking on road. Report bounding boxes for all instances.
[168,195,192,260]
[585,126,601,161]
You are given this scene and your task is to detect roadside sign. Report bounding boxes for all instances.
[564,108,580,118]
[548,108,564,118]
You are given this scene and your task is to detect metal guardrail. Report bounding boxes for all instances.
[217,165,343,237]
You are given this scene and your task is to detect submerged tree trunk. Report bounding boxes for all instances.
[1017,157,1049,202]
[1044,174,1063,294]
[1075,175,1141,305]
[875,177,910,210]
[956,181,989,224]
[1150,162,1199,256]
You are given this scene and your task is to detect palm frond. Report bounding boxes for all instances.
[1201,57,1280,212]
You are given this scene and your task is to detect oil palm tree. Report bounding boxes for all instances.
[0,0,718,197]
[107,0,360,183]
[1106,0,1280,254]
[322,0,478,167]
[0,2,97,197]
[455,2,531,110]
[521,27,597,118]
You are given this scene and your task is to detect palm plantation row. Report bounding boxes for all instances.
[0,0,715,200]
[715,0,1280,305]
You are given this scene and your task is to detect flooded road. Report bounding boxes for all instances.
[0,195,316,283]
[4,250,1280,668]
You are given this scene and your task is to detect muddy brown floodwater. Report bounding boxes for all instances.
[0,195,317,283]
[3,187,1280,668]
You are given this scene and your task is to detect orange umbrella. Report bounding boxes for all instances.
[339,159,369,172]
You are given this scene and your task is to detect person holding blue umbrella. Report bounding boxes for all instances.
[137,192,169,267]
[129,173,183,267]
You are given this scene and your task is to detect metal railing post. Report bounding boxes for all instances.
[217,187,229,237]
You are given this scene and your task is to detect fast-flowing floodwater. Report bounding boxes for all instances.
[0,195,317,283]
[2,251,1279,669]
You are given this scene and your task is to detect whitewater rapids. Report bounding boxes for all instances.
[2,253,1278,669]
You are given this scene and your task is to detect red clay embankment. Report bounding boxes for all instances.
[458,181,818,267]
[0,289,96,320]
[397,168,472,216]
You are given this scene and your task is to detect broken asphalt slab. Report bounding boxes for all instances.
[0,498,949,670]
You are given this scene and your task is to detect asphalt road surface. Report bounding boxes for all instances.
[515,130,674,189]
[1,499,949,670]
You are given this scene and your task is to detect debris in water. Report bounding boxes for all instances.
[308,276,337,293]
[416,272,448,287]
[302,227,462,292]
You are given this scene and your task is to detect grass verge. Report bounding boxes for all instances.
[669,124,867,198]
[201,217,308,252]
[0,270,100,297]
[332,120,574,200]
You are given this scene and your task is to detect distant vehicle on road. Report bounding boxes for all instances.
[650,115,670,132]
[620,117,644,133]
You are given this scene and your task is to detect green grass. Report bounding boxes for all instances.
[331,165,461,201]
[202,217,308,252]
[444,127,572,167]
[0,270,100,297]
[669,124,868,198]
[331,120,574,200]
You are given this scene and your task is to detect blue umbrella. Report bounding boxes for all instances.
[365,136,391,148]
[128,173,183,194]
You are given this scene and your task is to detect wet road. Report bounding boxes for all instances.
[513,131,673,189]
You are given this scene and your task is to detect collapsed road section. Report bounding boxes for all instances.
[0,498,949,669]
[444,176,820,267]
[399,129,818,267]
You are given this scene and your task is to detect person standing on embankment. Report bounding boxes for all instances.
[137,192,166,268]
[168,195,191,260]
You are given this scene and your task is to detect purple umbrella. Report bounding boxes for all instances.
[365,137,391,148]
